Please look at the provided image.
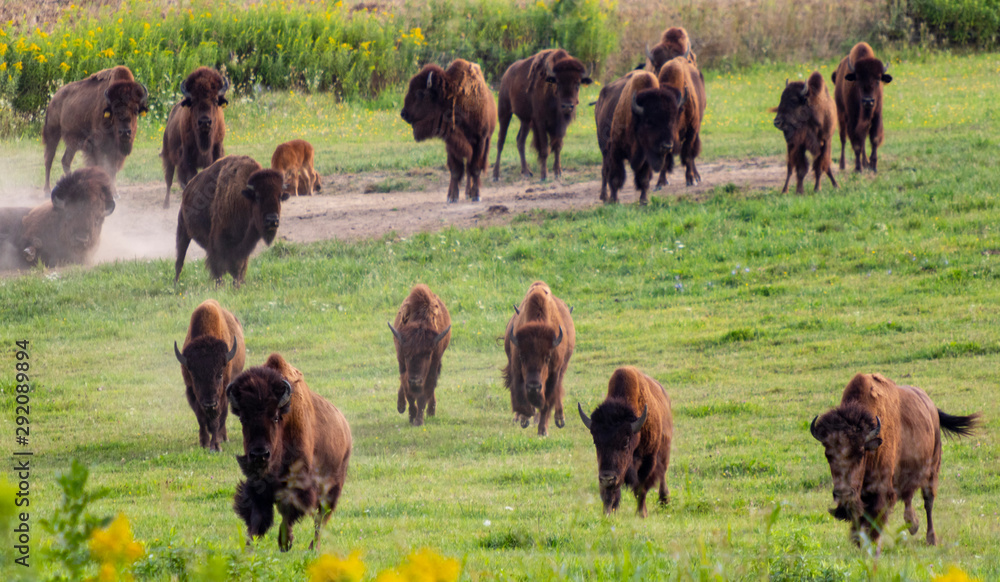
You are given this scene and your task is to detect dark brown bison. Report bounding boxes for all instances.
[388,284,452,426]
[161,67,230,208]
[400,59,496,203]
[174,155,288,287]
[656,56,706,188]
[595,71,684,204]
[42,66,148,194]
[493,49,593,182]
[771,72,839,194]
[503,281,576,436]
[228,353,352,551]
[174,299,246,452]
[646,26,697,73]
[578,367,673,517]
[271,139,322,197]
[832,42,892,173]
[810,373,979,549]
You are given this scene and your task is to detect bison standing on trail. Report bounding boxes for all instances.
[578,367,673,517]
[771,72,839,194]
[174,299,245,452]
[271,139,322,197]
[503,281,576,436]
[174,155,288,287]
[400,59,496,203]
[228,353,352,551]
[646,26,697,72]
[42,66,149,194]
[161,67,230,208]
[388,284,452,426]
[656,56,706,188]
[832,42,892,173]
[810,373,979,549]
[493,49,593,182]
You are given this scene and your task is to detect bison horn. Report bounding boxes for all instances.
[138,82,149,103]
[646,43,653,63]
[104,197,116,217]
[631,405,648,434]
[174,341,187,367]
[785,78,789,87]
[433,325,451,345]
[552,326,564,348]
[277,379,293,408]
[220,75,230,97]
[508,326,519,349]
[180,78,191,98]
[810,415,821,440]
[848,58,856,74]
[631,94,644,116]
[426,71,434,89]
[678,88,686,108]
[865,416,882,443]
[387,321,402,343]
[800,83,810,97]
[684,42,691,59]
[882,61,890,75]
[578,402,592,430]
[512,303,520,315]
[225,338,238,363]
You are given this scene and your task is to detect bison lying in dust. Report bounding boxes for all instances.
[271,139,322,197]
[228,353,352,551]
[771,72,839,194]
[832,42,892,173]
[388,284,452,426]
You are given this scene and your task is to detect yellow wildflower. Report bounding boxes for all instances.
[35,54,47,63]
[13,61,22,71]
[374,571,406,582]
[60,62,70,72]
[0,42,6,56]
[89,514,144,566]
[396,549,461,582]
[308,551,365,582]
[0,63,6,71]
[933,567,981,582]
[28,42,41,52]
[99,48,114,58]
[65,50,72,57]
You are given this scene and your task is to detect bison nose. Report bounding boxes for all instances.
[119,127,132,138]
[408,378,423,391]
[598,471,617,486]
[400,109,411,123]
[526,381,542,392]
[249,448,270,461]
[832,487,853,501]
[861,97,875,108]
[773,119,783,129]
[659,141,673,154]
[75,233,91,244]
[197,116,213,129]
[561,102,576,112]
[264,213,279,230]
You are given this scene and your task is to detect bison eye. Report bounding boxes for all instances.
[273,415,280,424]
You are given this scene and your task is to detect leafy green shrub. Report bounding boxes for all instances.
[910,0,1000,46]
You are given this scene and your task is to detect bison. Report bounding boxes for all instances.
[810,373,979,549]
[174,155,288,287]
[388,284,452,426]
[503,281,576,436]
[42,66,149,194]
[174,299,246,452]
[161,67,230,208]
[656,56,706,188]
[400,59,496,203]
[578,367,673,517]
[228,353,352,551]
[646,26,698,73]
[493,49,593,182]
[771,72,839,194]
[595,70,684,204]
[271,139,322,197]
[0,207,32,270]
[832,42,892,173]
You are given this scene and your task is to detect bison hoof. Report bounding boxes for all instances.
[520,417,530,429]
[470,196,480,203]
[554,416,564,429]
[410,417,424,427]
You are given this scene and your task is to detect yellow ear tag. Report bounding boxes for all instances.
[140,111,146,117]
[104,111,111,118]
[221,102,228,109]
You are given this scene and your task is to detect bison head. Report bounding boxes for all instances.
[846,58,891,115]
[175,336,239,424]
[227,366,294,478]
[772,79,814,139]
[579,401,647,514]
[810,404,883,524]
[388,322,450,394]
[544,57,593,121]
[509,322,564,408]
[179,67,229,152]
[631,87,684,173]
[400,65,448,142]
[103,81,148,156]
[646,29,691,73]
[241,169,288,245]
[46,167,116,264]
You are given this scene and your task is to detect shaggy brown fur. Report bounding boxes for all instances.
[42,66,149,194]
[174,299,246,451]
[388,284,452,426]
[228,353,352,551]
[493,49,592,182]
[657,57,706,188]
[771,72,839,194]
[578,367,673,516]
[646,27,698,72]
[161,67,230,208]
[271,139,322,197]
[832,42,892,173]
[0,207,32,270]
[503,281,576,436]
[400,59,497,202]
[810,373,979,549]
[174,155,289,287]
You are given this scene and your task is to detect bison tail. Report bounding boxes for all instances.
[938,409,980,438]
[501,362,513,390]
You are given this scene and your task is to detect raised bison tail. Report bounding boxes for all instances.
[588,101,597,107]
[938,409,980,438]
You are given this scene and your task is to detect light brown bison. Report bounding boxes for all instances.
[810,373,979,549]
[174,299,246,452]
[42,66,149,194]
[161,67,230,208]
[228,353,352,551]
[578,367,673,517]
[400,59,497,203]
[0,207,32,270]
[271,139,322,197]
[174,155,288,287]
[493,49,593,182]
[646,26,698,72]
[388,284,452,426]
[832,42,892,173]
[771,72,839,194]
[656,57,706,188]
[503,281,576,436]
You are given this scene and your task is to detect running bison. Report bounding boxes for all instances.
[493,49,592,182]
[771,72,839,194]
[400,59,496,203]
[388,284,452,426]
[656,56,706,188]
[174,155,288,287]
[228,353,352,551]
[42,66,149,194]
[578,367,673,517]
[271,139,322,197]
[161,67,230,208]
[832,42,892,173]
[646,26,697,72]
[810,373,979,549]
[174,299,246,452]
[503,281,576,436]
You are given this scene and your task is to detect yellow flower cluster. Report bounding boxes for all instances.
[308,551,366,582]
[88,513,144,582]
[933,567,981,582]
[308,549,460,582]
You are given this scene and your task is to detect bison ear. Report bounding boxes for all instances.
[581,76,593,86]
[545,75,557,84]
[864,437,883,451]
[51,189,67,210]
[241,184,257,201]
[881,74,893,84]
[844,73,857,82]
[433,324,451,345]
[218,96,229,108]
[578,402,592,430]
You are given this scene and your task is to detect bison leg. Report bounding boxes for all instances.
[837,111,847,170]
[425,358,442,417]
[551,135,564,180]
[659,476,669,506]
[234,479,275,541]
[407,392,423,426]
[922,485,937,545]
[231,258,249,288]
[868,125,881,173]
[634,487,649,518]
[532,123,550,181]
[185,385,210,448]
[162,159,176,208]
[465,159,481,202]
[780,145,794,194]
[634,163,652,206]
[445,153,464,204]
[174,215,191,284]
[60,144,79,177]
[515,121,533,178]
[902,490,919,535]
[655,166,669,191]
[606,153,626,204]
[793,147,808,195]
[43,136,60,195]
[397,384,407,414]
[493,104,512,182]
[277,518,294,552]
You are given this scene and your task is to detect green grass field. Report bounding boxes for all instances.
[2,51,999,580]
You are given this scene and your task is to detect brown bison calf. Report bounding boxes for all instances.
[174,155,288,287]
[832,42,892,173]
[493,49,592,182]
[271,139,322,197]
[578,367,673,517]
[771,72,839,194]
[388,284,452,426]
[503,281,576,436]
[657,57,706,188]
[646,26,698,73]
[810,373,979,549]
[228,353,352,551]
[400,59,497,203]
[174,299,246,452]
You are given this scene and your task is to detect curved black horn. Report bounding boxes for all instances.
[631,405,648,434]
[508,326,519,349]
[785,78,789,87]
[277,379,293,408]
[138,82,149,103]
[631,93,644,116]
[552,326,564,348]
[848,58,856,74]
[578,402,592,430]
[865,416,882,443]
[103,197,115,216]
[219,75,230,96]
[225,338,238,362]
[810,415,821,440]
[513,303,520,315]
[387,321,402,342]
[174,341,187,367]
[426,70,434,89]
[433,325,451,345]
[800,82,810,97]
[882,61,890,75]
[180,78,191,98]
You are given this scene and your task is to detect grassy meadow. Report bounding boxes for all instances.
[1,49,1000,580]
